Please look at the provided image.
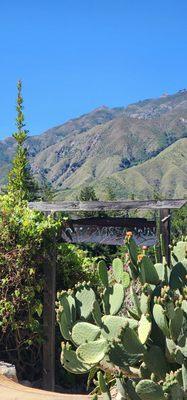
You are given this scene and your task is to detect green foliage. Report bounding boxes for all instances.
[106,184,116,201]
[171,204,187,239]
[76,185,99,218]
[39,177,57,201]
[56,243,99,290]
[78,185,98,201]
[0,192,97,382]
[7,81,39,201]
[0,192,61,380]
[57,236,187,399]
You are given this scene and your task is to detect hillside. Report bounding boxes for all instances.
[95,138,187,200]
[0,90,187,198]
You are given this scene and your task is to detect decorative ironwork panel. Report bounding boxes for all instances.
[61,218,157,246]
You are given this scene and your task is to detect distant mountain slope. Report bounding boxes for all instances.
[0,90,187,197]
[93,138,187,200]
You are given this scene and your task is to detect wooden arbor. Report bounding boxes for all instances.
[29,199,186,392]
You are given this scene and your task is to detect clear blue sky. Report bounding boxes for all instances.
[0,0,187,139]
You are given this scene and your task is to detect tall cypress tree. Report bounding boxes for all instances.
[8,80,39,201]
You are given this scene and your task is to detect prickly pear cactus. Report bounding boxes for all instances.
[56,236,187,399]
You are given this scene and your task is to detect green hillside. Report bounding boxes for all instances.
[96,138,187,199]
[0,90,187,198]
[55,138,187,200]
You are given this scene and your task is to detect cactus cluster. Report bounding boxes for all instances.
[56,238,187,399]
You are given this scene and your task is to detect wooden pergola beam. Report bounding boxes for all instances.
[29,199,186,212]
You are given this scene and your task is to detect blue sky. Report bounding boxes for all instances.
[0,0,187,139]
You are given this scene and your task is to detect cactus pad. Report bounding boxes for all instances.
[169,307,183,341]
[76,338,108,365]
[140,256,159,285]
[98,260,108,287]
[177,331,187,357]
[135,379,165,400]
[61,342,91,374]
[75,283,96,320]
[102,315,138,340]
[138,314,152,344]
[112,258,124,282]
[103,283,125,315]
[140,292,150,315]
[97,371,111,400]
[153,304,170,337]
[140,362,151,379]
[172,240,187,264]
[92,300,103,326]
[126,237,138,267]
[121,325,145,355]
[182,362,187,392]
[144,345,168,379]
[58,291,76,323]
[57,291,76,340]
[108,342,143,368]
[169,261,187,290]
[72,322,101,346]
[130,286,141,317]
[121,271,130,288]
[58,309,72,341]
[182,299,187,313]
[154,263,170,282]
[112,257,130,288]
[165,301,175,320]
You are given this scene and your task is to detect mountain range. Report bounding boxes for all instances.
[0,90,187,200]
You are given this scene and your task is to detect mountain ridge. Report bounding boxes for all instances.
[0,90,187,199]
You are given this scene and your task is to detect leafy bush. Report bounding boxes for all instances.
[0,81,100,384]
[57,244,99,291]
[0,192,100,382]
[0,193,61,380]
[56,235,187,399]
[171,204,187,239]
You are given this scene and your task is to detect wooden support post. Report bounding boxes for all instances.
[160,208,171,267]
[43,234,56,391]
[156,210,162,263]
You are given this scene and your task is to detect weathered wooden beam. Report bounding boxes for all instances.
[43,236,56,391]
[160,209,171,266]
[29,199,186,212]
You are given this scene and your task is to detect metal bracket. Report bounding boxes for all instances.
[161,214,171,223]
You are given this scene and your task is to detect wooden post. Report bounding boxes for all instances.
[160,208,171,267]
[43,230,56,391]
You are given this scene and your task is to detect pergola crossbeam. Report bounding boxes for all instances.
[29,199,186,212]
